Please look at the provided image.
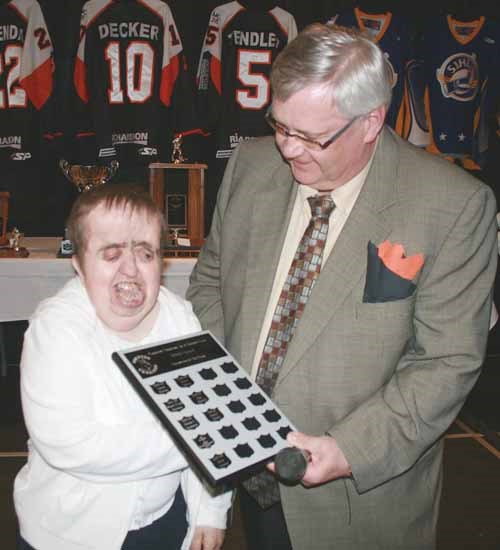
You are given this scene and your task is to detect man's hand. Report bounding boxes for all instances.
[268,431,351,486]
[189,526,225,550]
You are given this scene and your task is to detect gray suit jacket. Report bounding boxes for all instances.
[187,128,497,549]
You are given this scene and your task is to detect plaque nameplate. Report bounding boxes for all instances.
[166,192,187,231]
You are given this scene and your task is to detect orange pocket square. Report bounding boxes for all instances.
[377,240,424,280]
[363,241,424,303]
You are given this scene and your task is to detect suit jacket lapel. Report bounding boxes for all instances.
[239,161,297,370]
[275,127,402,387]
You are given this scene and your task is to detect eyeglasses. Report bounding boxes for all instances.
[265,109,359,151]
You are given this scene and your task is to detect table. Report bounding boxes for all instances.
[0,237,196,374]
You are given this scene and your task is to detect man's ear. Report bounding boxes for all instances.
[72,255,83,278]
[363,105,387,144]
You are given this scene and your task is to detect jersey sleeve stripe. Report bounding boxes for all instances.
[222,8,244,33]
[8,5,27,24]
[159,53,180,106]
[19,57,53,110]
[210,56,222,96]
[81,0,114,32]
[269,11,290,38]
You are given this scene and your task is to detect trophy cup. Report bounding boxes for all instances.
[59,159,119,193]
[58,159,119,256]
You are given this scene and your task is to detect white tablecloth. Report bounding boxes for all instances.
[0,237,196,322]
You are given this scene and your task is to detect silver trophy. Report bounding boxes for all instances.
[59,159,119,193]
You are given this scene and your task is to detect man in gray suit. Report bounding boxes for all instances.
[187,24,497,550]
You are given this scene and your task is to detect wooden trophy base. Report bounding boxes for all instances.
[149,163,206,253]
[0,247,29,258]
[163,237,204,258]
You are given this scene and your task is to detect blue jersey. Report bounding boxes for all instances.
[421,15,500,170]
[329,8,414,137]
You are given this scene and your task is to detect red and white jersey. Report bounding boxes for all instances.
[73,0,195,164]
[196,0,297,161]
[0,0,53,162]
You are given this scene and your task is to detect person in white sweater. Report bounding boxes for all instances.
[14,184,231,550]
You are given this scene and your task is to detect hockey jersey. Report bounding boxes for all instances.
[421,15,500,170]
[404,57,429,147]
[73,0,196,165]
[196,0,297,161]
[329,8,414,138]
[0,0,53,163]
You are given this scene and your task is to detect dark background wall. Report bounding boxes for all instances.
[2,0,500,236]
[1,0,499,432]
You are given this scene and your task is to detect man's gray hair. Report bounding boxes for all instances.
[270,23,393,118]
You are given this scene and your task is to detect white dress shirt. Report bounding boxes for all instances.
[251,155,375,378]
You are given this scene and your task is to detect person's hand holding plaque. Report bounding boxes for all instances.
[269,432,351,487]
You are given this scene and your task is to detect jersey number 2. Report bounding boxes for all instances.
[0,46,27,109]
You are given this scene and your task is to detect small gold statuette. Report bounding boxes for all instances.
[0,226,29,258]
[169,228,180,246]
[171,134,186,164]
[59,159,119,193]
[9,227,21,251]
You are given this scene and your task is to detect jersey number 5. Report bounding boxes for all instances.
[236,49,271,110]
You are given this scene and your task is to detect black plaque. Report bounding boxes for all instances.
[165,168,188,233]
[111,330,297,488]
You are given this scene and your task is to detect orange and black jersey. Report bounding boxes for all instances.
[0,0,53,163]
[73,0,197,165]
[196,0,297,162]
